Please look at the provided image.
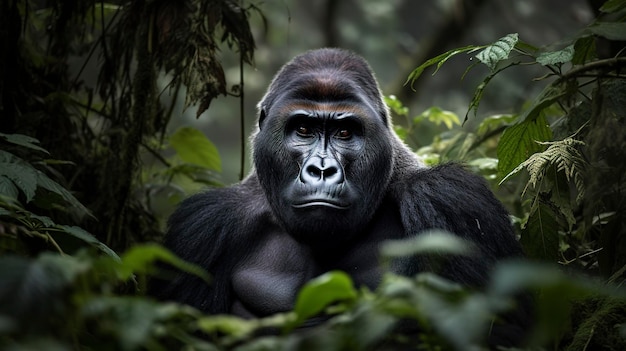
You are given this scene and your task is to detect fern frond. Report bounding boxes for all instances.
[536,138,587,202]
[508,137,587,202]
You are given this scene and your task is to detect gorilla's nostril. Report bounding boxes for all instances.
[301,158,343,184]
[324,167,337,178]
[306,165,322,179]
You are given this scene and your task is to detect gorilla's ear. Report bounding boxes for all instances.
[258,106,267,130]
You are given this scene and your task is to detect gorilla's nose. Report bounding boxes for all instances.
[301,156,343,185]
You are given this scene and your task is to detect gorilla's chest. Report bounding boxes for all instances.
[230,208,404,318]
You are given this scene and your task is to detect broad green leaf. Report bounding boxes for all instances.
[0,254,90,329]
[291,271,357,328]
[416,285,491,348]
[467,157,498,172]
[467,81,491,120]
[38,253,92,284]
[514,39,539,55]
[118,243,210,282]
[572,36,597,65]
[165,163,222,187]
[600,0,626,13]
[520,203,560,261]
[0,176,19,200]
[0,132,49,154]
[406,45,480,87]
[384,95,408,116]
[55,225,119,258]
[587,22,626,41]
[35,169,93,218]
[0,156,38,203]
[536,45,574,66]
[465,59,518,121]
[197,315,257,337]
[29,213,55,227]
[393,125,408,141]
[475,33,519,71]
[465,68,499,120]
[169,127,221,172]
[81,297,163,351]
[381,230,475,258]
[476,114,516,136]
[417,107,460,129]
[497,114,552,181]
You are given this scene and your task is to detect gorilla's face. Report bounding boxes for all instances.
[252,49,394,248]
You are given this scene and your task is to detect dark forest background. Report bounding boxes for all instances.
[1,0,626,350]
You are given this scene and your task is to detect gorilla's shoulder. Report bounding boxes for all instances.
[389,163,518,254]
[392,162,493,198]
[164,175,270,258]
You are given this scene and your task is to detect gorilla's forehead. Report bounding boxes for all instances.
[287,73,362,101]
[274,101,373,119]
[269,73,380,118]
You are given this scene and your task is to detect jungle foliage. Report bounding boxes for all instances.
[1,0,626,350]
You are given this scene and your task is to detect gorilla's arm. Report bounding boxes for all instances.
[150,177,269,313]
[390,163,522,284]
[391,162,531,346]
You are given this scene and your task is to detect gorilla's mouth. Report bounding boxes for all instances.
[292,201,350,210]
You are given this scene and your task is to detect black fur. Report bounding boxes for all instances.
[151,48,528,346]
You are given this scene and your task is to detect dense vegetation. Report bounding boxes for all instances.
[1,0,626,350]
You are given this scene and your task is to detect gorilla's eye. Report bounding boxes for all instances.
[336,129,352,139]
[296,125,313,137]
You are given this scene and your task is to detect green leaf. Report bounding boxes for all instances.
[0,176,19,200]
[600,0,626,13]
[587,22,626,41]
[381,230,475,258]
[393,125,408,141]
[165,163,222,187]
[520,203,560,261]
[291,271,357,328]
[32,169,93,218]
[497,114,552,181]
[417,107,460,129]
[536,45,574,66]
[81,297,166,351]
[118,243,210,282]
[467,157,498,172]
[197,315,258,338]
[29,213,55,227]
[0,254,90,330]
[476,114,516,136]
[55,225,119,258]
[466,75,492,120]
[0,151,38,203]
[514,39,539,55]
[169,127,221,172]
[465,61,519,121]
[384,95,408,116]
[0,132,49,154]
[502,138,586,204]
[406,45,480,87]
[572,36,597,65]
[475,33,519,71]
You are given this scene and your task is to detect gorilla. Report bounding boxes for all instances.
[152,48,528,346]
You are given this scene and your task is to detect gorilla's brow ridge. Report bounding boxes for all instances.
[289,74,363,103]
[278,103,370,120]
